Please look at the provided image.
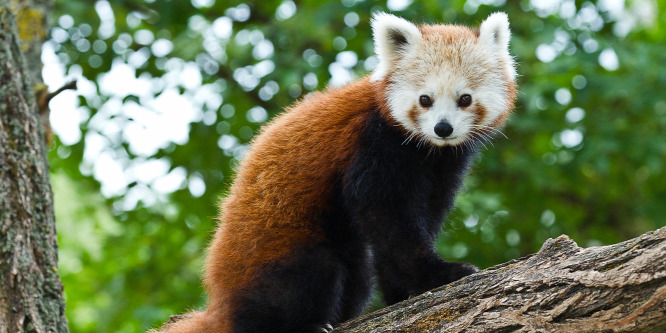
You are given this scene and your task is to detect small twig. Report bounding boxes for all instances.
[36,80,77,146]
[45,80,77,104]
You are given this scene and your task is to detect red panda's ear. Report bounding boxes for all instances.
[371,12,422,81]
[479,12,511,51]
[480,12,516,81]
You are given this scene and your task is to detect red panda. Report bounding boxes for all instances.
[155,12,517,333]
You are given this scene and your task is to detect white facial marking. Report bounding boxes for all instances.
[419,101,476,146]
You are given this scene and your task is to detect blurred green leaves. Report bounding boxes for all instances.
[46,0,666,331]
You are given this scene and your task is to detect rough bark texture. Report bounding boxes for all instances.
[334,227,666,333]
[0,0,68,332]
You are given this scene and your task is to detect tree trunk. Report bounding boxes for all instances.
[0,0,69,332]
[334,227,666,333]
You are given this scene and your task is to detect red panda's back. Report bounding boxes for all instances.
[202,77,379,330]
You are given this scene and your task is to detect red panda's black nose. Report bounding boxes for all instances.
[434,121,454,138]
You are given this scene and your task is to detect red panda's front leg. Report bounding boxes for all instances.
[352,207,479,305]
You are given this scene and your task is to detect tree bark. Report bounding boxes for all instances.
[0,0,68,332]
[334,227,666,333]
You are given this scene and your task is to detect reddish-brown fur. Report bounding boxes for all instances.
[493,72,517,128]
[157,77,380,332]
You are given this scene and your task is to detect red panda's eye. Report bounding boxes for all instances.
[458,94,472,107]
[419,95,433,108]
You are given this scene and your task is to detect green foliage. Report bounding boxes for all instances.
[47,0,666,331]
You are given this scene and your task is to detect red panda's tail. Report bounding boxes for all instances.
[150,310,225,333]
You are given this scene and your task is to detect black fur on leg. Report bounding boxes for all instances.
[319,189,375,323]
[231,244,344,333]
[231,233,372,333]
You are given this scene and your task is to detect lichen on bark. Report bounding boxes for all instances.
[0,0,68,332]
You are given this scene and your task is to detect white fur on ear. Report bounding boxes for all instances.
[479,12,516,80]
[480,12,510,50]
[371,12,422,81]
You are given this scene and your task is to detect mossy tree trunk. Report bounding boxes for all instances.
[333,227,666,333]
[0,0,69,332]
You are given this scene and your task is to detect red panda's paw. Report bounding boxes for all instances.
[320,323,334,332]
[302,323,334,333]
[446,262,479,282]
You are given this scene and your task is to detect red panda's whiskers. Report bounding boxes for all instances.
[470,125,509,140]
[426,146,435,158]
[415,134,429,150]
[472,130,495,147]
[402,132,418,146]
[471,134,490,150]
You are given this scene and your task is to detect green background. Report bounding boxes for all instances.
[46,0,666,331]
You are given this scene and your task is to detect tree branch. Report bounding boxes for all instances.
[333,227,666,332]
[36,80,77,146]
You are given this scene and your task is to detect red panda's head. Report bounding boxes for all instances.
[371,12,517,147]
